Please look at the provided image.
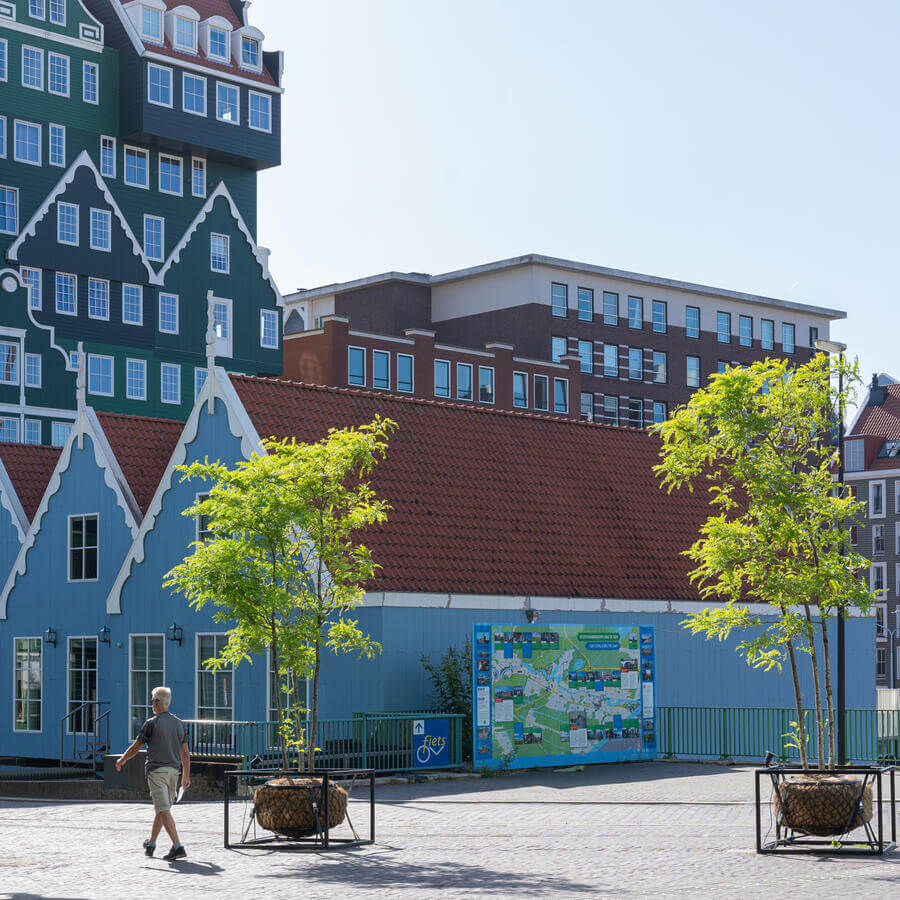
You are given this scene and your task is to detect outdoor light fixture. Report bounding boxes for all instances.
[43,626,57,647]
[814,339,848,355]
[167,621,183,646]
[98,625,110,645]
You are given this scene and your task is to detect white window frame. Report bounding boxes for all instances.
[210,233,230,273]
[240,35,262,72]
[248,90,272,133]
[14,119,42,166]
[49,123,65,167]
[158,292,179,335]
[0,39,6,84]
[83,61,99,104]
[0,186,17,235]
[207,27,230,62]
[141,5,163,42]
[195,633,234,725]
[55,272,77,316]
[160,362,181,405]
[49,0,65,25]
[67,516,99,583]
[51,422,70,447]
[175,16,198,53]
[143,215,165,262]
[122,283,143,326]
[191,157,207,197]
[128,634,165,740]
[0,416,19,442]
[876,603,887,641]
[434,358,450,398]
[29,0,46,20]
[124,145,150,189]
[871,562,887,598]
[57,201,79,246]
[260,309,278,349]
[24,353,41,388]
[870,480,887,519]
[21,45,44,91]
[147,63,173,108]
[0,115,6,158]
[194,367,208,400]
[47,51,70,97]
[347,345,366,387]
[100,136,116,178]
[87,354,114,397]
[873,523,885,556]
[845,439,865,473]
[13,637,43,733]
[211,297,232,358]
[24,419,41,444]
[477,365,494,404]
[20,266,41,310]
[89,208,111,252]
[396,353,414,393]
[183,73,207,117]
[87,277,110,321]
[158,153,183,197]
[0,342,19,386]
[216,81,240,125]
[125,358,147,401]
[512,370,528,408]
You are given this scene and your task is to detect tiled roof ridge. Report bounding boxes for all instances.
[0,441,63,454]
[95,410,184,427]
[230,373,654,435]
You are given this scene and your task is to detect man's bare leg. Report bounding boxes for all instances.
[151,811,179,844]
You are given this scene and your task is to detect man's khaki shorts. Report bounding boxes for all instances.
[147,766,180,814]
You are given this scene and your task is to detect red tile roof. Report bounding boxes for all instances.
[229,375,715,600]
[851,384,900,442]
[162,1,242,28]
[0,444,62,522]
[96,413,184,515]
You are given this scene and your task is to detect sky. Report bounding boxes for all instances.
[251,1,899,408]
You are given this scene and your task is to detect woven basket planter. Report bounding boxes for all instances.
[253,776,348,838]
[773,775,873,837]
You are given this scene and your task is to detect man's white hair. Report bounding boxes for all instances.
[151,686,172,707]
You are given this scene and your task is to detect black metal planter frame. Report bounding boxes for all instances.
[755,764,896,856]
[224,767,375,851]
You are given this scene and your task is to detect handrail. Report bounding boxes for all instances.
[59,700,110,770]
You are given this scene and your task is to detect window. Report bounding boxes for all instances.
[260,309,278,349]
[551,282,567,318]
[14,639,41,732]
[457,363,473,401]
[738,315,752,347]
[873,524,885,556]
[651,300,667,334]
[603,343,618,377]
[122,284,143,326]
[513,371,528,408]
[627,398,644,428]
[147,64,172,106]
[372,349,389,389]
[397,354,413,393]
[249,92,272,132]
[348,346,365,386]
[577,287,593,322]
[182,73,206,116]
[195,492,213,542]
[761,319,774,351]
[810,326,819,349]
[49,124,65,167]
[653,401,668,424]
[68,350,79,370]
[160,363,181,405]
[50,0,64,24]
[580,392,594,421]
[188,159,207,201]
[603,291,618,326]
[577,339,593,374]
[216,82,239,123]
[870,481,886,518]
[69,515,98,581]
[21,268,40,309]
[126,359,146,401]
[22,46,43,90]
[210,234,229,273]
[67,637,97,733]
[57,202,78,246]
[686,355,700,388]
[14,120,41,165]
[717,311,731,343]
[100,137,116,178]
[241,36,261,69]
[159,154,182,195]
[24,420,41,444]
[176,16,197,51]
[478,366,494,403]
[0,39,5,82]
[434,359,450,397]
[0,116,5,157]
[534,374,549,411]
[553,378,568,414]
[124,147,149,188]
[55,273,76,315]
[602,395,619,425]
[158,293,178,334]
[90,209,111,251]
[628,347,643,381]
[877,648,886,678]
[782,323,796,354]
[628,296,643,329]
[0,187,16,234]
[871,563,886,595]
[130,636,164,738]
[0,417,18,442]
[194,367,208,399]
[48,52,69,96]
[717,361,729,375]
[652,350,667,384]
[87,355,113,396]
[0,342,18,385]
[197,634,233,742]
[209,27,229,60]
[29,0,45,18]
[686,305,700,339]
[51,422,70,447]
[88,278,109,320]
[212,299,230,344]
[82,61,98,103]
[844,439,864,472]
[551,336,567,363]
[141,6,163,41]
[144,216,164,261]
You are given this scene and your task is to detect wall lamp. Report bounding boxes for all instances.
[43,626,57,647]
[167,621,183,646]
[98,625,110,645]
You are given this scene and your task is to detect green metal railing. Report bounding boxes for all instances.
[658,706,900,764]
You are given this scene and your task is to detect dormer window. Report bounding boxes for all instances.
[241,36,261,70]
[142,7,163,42]
[208,27,229,61]
[176,17,197,52]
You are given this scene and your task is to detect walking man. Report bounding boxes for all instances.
[116,686,191,860]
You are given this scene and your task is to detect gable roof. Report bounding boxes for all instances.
[850,382,900,443]
[0,444,63,525]
[227,375,713,601]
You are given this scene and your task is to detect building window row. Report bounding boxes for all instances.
[561,338,668,384]
[118,144,207,199]
[16,43,98,103]
[348,347,414,395]
[28,0,66,26]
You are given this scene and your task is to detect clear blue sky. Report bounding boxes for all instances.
[253,1,898,401]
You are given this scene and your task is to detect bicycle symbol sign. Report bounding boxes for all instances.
[412,717,450,768]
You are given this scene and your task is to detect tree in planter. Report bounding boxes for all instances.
[165,416,395,772]
[653,354,873,769]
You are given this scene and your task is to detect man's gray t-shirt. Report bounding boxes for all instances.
[137,711,187,773]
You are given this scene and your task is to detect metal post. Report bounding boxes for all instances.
[837,357,846,766]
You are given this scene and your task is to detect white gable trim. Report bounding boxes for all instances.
[0,457,29,543]
[0,268,70,370]
[6,151,159,283]
[105,0,147,55]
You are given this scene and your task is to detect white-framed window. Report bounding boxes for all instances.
[57,202,78,246]
[553,377,569,414]
[216,82,239,124]
[397,353,414,393]
[192,157,206,197]
[513,371,528,408]
[870,480,886,519]
[87,354,113,397]
[29,0,45,19]
[876,603,887,640]
[66,636,98,734]
[212,298,231,354]
[175,16,197,52]
[241,35,261,70]
[14,120,41,165]
[90,208,111,251]
[194,367,208,399]
[144,215,164,261]
[533,374,549,411]
[0,342,19,385]
[49,123,65,167]
[148,63,173,106]
[21,46,44,90]
[348,346,365,386]
[55,272,76,315]
[14,638,42,733]
[20,267,41,310]
[0,417,18,442]
[129,635,165,738]
[456,362,473,401]
[878,647,887,678]
[83,61,99,104]
[141,6,163,42]
[183,73,206,116]
[48,51,69,97]
[49,0,65,24]
[196,634,233,742]
[160,362,181,405]
[210,233,229,272]
[24,353,41,388]
[195,491,212,541]
[88,277,109,320]
[0,39,6,83]
[895,562,900,596]
[372,349,390,389]
[126,358,146,401]
[260,309,278,349]
[871,562,887,597]
[208,27,229,61]
[249,91,271,132]
[100,136,116,177]
[69,515,99,581]
[478,365,494,403]
[0,186,16,234]
[158,292,178,334]
[51,421,70,447]
[0,115,5,158]
[24,420,41,444]
[896,483,900,517]
[122,284,143,326]
[873,524,885,556]
[434,359,450,398]
[68,349,79,370]
[845,439,864,473]
[124,146,149,188]
[159,154,182,196]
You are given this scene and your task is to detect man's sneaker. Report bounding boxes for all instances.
[142,840,156,857]
[163,844,187,861]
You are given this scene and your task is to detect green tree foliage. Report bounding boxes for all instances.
[421,640,472,760]
[164,417,396,771]
[654,355,873,769]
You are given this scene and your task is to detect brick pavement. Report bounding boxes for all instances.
[0,762,897,899]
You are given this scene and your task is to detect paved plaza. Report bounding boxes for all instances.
[0,762,898,899]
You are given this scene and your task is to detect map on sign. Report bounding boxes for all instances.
[473,624,657,769]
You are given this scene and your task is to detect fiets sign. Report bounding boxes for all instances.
[413,718,450,768]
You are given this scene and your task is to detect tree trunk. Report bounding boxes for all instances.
[270,625,288,771]
[307,638,321,774]
[820,614,836,768]
[785,637,808,769]
[802,604,825,769]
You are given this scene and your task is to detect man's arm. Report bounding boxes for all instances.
[116,738,143,771]
[180,742,191,790]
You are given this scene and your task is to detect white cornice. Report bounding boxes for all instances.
[0,17,104,53]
